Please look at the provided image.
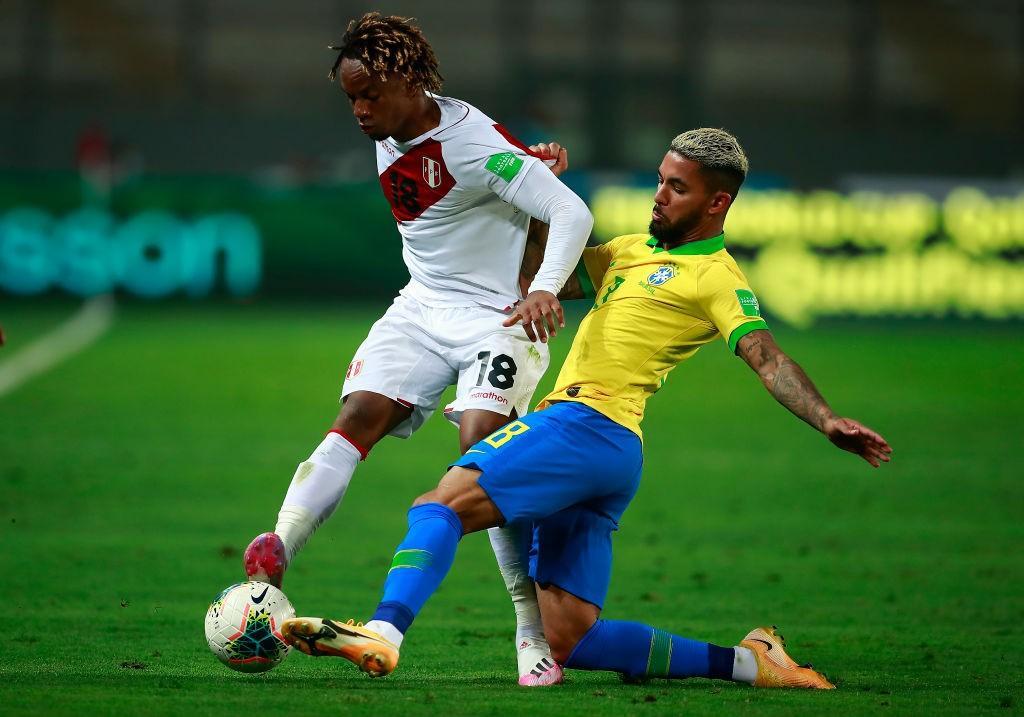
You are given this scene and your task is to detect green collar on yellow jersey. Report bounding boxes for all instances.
[646,232,725,255]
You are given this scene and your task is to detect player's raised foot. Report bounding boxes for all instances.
[516,637,563,687]
[282,617,399,678]
[243,532,288,588]
[740,626,835,689]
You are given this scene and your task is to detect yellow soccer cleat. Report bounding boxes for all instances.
[740,626,835,689]
[281,617,399,678]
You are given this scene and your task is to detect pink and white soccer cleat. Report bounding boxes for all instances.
[517,638,564,686]
[519,658,563,686]
[243,532,288,588]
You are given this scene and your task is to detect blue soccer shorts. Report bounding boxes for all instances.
[452,401,643,608]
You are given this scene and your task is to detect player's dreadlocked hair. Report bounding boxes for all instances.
[670,128,749,196]
[328,13,443,93]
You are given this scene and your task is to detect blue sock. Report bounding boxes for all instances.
[565,620,735,681]
[370,503,463,634]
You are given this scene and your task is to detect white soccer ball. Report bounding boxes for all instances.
[204,581,296,673]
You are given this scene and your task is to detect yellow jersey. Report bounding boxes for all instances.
[537,232,768,438]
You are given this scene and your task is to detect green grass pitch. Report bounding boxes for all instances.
[1,300,1022,715]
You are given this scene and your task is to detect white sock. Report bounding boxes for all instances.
[274,432,360,560]
[488,523,551,673]
[365,620,404,648]
[732,645,757,684]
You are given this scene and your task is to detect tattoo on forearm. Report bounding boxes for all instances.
[739,332,834,432]
[769,359,833,431]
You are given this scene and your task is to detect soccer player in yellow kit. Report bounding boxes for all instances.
[280,128,892,689]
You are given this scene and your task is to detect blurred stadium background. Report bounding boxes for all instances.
[2,0,1023,310]
[1,1,1022,714]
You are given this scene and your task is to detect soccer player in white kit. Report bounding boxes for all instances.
[242,13,593,686]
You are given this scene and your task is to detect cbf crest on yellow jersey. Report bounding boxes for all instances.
[537,232,768,438]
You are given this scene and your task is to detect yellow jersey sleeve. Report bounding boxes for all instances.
[696,260,770,353]
[576,234,646,299]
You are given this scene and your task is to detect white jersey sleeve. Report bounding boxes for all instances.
[443,126,546,202]
[444,126,592,297]
[501,163,593,296]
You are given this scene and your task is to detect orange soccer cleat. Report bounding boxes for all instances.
[740,626,835,689]
[282,617,399,678]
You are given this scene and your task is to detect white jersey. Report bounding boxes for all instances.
[375,94,547,311]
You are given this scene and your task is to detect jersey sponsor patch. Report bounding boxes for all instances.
[735,289,761,317]
[485,152,524,182]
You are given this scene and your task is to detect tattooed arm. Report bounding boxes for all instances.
[736,330,834,431]
[735,330,893,467]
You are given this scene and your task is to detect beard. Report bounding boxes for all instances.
[648,209,699,244]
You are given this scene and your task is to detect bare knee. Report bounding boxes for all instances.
[408,467,502,534]
[334,392,412,449]
[335,393,387,432]
[412,490,443,508]
[458,408,517,454]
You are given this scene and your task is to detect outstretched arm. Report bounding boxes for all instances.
[735,329,893,467]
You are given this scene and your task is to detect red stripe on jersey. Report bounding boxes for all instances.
[379,138,456,222]
[492,124,546,159]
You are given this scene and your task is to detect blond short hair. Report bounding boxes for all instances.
[669,128,748,193]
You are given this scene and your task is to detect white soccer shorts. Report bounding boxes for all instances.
[341,294,550,438]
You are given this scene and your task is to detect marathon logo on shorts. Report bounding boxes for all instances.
[346,360,363,379]
[422,156,442,189]
[471,390,508,405]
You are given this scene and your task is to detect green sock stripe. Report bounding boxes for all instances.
[389,549,432,572]
[646,629,673,677]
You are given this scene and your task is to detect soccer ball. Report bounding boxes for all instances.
[204,581,295,673]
